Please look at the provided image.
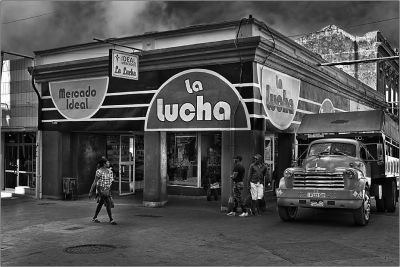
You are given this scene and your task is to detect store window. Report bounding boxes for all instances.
[167,132,221,188]
[167,133,198,187]
[200,133,221,189]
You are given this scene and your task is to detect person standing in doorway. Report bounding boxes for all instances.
[246,154,268,216]
[89,157,117,225]
[227,155,247,217]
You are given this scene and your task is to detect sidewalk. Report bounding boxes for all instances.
[1,192,285,266]
[1,192,398,266]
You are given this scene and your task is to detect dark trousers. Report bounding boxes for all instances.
[232,182,246,212]
[207,188,218,201]
[94,195,113,221]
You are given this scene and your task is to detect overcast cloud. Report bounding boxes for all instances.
[0,1,399,58]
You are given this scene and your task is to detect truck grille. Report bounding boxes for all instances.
[293,172,344,189]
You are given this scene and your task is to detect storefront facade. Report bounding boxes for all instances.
[31,17,386,208]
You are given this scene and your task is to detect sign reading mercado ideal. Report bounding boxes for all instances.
[49,77,109,120]
[258,64,301,130]
[145,69,250,131]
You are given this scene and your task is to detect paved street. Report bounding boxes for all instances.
[1,193,399,266]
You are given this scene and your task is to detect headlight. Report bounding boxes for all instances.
[343,169,357,179]
[284,169,294,179]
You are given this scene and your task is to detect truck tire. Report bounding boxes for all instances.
[277,206,298,221]
[384,180,396,213]
[353,189,370,226]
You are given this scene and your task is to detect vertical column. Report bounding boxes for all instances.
[220,131,233,211]
[143,131,168,207]
[0,131,4,191]
[35,130,42,199]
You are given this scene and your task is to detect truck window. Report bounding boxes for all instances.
[360,147,367,160]
[308,142,356,157]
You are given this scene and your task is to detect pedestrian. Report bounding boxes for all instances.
[246,154,268,216]
[89,157,117,225]
[227,155,247,217]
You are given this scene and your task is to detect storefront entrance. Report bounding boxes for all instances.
[106,134,144,195]
[3,132,36,190]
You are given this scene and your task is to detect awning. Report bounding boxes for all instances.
[297,110,399,143]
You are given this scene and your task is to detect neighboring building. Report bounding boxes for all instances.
[296,25,399,117]
[1,58,38,196]
[30,17,391,208]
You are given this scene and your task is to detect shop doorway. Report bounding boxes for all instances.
[3,132,36,190]
[264,134,277,191]
[106,134,144,195]
[119,135,135,195]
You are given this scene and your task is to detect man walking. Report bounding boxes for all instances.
[227,155,246,216]
[246,154,267,216]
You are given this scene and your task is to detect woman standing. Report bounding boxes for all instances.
[89,157,117,225]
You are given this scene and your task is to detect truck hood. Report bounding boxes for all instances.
[303,155,357,172]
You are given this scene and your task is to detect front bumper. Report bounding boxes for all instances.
[276,188,363,209]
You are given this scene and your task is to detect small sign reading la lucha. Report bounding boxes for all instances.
[145,69,250,131]
[49,77,109,120]
[110,49,139,80]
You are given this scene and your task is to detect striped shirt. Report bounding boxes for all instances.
[96,168,113,190]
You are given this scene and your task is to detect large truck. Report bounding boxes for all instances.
[276,110,399,225]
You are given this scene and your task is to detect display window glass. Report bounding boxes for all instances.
[200,133,221,189]
[167,133,198,187]
[167,132,221,188]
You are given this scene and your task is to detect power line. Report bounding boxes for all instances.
[287,17,399,38]
[2,12,53,25]
[346,17,399,29]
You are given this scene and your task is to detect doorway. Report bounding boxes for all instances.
[3,132,36,190]
[106,134,144,196]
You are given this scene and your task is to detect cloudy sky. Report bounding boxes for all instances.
[1,1,399,58]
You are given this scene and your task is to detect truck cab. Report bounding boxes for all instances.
[276,110,399,226]
[277,138,371,225]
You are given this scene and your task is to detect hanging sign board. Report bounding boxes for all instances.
[109,49,139,80]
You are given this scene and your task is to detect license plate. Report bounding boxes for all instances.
[307,192,326,198]
[310,200,324,207]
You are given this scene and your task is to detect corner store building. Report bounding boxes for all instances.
[31,17,386,208]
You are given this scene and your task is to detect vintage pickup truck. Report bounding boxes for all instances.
[276,110,399,226]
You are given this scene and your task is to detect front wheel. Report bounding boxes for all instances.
[353,189,371,226]
[278,205,298,221]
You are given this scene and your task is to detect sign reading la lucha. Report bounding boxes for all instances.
[49,77,109,120]
[258,65,300,130]
[145,69,250,131]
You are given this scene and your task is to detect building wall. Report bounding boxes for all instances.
[295,25,399,119]
[296,25,378,90]
[1,58,38,129]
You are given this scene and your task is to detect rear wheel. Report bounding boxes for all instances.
[278,206,298,221]
[384,180,397,213]
[353,189,370,226]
